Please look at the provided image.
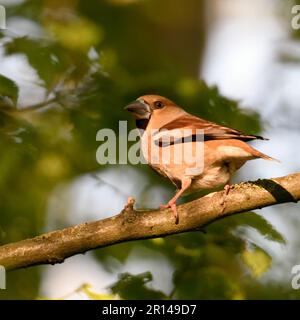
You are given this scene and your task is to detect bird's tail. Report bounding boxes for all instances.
[252,148,280,163]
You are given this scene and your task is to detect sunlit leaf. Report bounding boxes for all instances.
[242,246,272,278]
[175,245,202,258]
[37,283,119,300]
[81,284,119,300]
[47,19,103,52]
[150,238,165,245]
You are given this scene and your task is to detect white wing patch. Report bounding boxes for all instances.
[217,146,253,159]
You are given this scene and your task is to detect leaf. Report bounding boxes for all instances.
[94,242,135,265]
[242,245,272,278]
[210,211,286,245]
[5,37,61,88]
[37,284,119,300]
[236,212,286,244]
[110,272,167,300]
[174,266,246,300]
[0,74,19,106]
[81,284,119,300]
[47,19,103,52]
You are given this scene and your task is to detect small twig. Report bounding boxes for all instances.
[16,98,58,113]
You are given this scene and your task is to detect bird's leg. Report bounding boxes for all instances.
[160,178,192,224]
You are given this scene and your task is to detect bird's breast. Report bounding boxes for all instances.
[189,164,231,191]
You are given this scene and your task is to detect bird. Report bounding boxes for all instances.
[125,94,277,223]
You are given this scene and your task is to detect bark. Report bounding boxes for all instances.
[0,172,299,271]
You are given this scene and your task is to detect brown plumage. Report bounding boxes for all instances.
[125,95,277,223]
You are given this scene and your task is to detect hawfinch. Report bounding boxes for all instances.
[125,95,276,223]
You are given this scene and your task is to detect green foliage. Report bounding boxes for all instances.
[82,284,119,300]
[0,74,19,106]
[110,272,167,300]
[0,0,295,300]
[38,283,119,300]
[230,212,286,244]
[242,245,272,279]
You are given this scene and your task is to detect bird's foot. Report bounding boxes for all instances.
[159,204,169,210]
[160,202,179,224]
[220,184,232,213]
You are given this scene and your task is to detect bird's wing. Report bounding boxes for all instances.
[157,113,267,144]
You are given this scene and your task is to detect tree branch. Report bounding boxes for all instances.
[0,172,299,271]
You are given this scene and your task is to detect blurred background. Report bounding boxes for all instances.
[0,0,300,299]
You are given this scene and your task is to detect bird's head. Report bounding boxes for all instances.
[125,95,176,119]
[125,95,183,129]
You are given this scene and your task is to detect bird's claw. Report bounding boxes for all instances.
[159,204,169,210]
[220,184,232,213]
[224,184,232,196]
[160,202,179,224]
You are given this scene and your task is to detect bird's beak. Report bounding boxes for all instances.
[124,100,151,120]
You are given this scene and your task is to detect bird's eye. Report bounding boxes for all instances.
[154,101,164,109]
